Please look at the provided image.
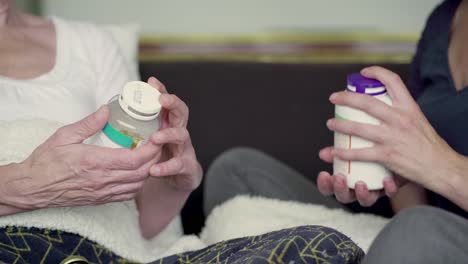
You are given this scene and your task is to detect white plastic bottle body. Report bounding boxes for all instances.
[91,81,161,149]
[333,92,392,190]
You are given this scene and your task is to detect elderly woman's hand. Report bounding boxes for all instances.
[146,77,203,192]
[317,66,459,207]
[2,106,160,211]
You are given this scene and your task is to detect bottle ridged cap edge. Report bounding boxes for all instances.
[119,81,161,121]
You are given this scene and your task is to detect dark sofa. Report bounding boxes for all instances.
[139,62,411,234]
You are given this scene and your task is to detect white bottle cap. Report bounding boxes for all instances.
[119,81,162,121]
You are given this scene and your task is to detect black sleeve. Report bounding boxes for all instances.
[407,0,459,99]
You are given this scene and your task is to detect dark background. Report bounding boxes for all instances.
[140,62,411,234]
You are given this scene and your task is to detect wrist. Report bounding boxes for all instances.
[137,177,192,239]
[164,164,203,193]
[154,176,194,196]
[0,162,31,215]
[429,151,468,205]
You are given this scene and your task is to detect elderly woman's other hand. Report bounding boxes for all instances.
[146,77,203,193]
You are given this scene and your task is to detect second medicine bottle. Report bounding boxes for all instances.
[333,73,393,190]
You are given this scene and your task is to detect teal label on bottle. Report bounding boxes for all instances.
[102,122,133,149]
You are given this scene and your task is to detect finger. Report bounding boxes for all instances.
[107,181,145,196]
[150,127,190,145]
[92,181,146,204]
[331,147,381,163]
[333,174,356,203]
[93,142,160,170]
[147,76,168,94]
[327,118,385,143]
[160,94,189,127]
[104,161,153,184]
[110,193,137,203]
[330,91,395,125]
[150,157,184,177]
[147,76,171,129]
[354,181,382,207]
[360,66,414,106]
[319,147,334,163]
[52,106,109,146]
[392,174,407,187]
[383,177,398,197]
[317,171,335,196]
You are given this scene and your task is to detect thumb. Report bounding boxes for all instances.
[51,105,110,146]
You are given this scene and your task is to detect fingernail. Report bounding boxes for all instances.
[361,68,370,74]
[329,93,337,101]
[336,178,344,188]
[150,165,161,176]
[383,177,393,184]
[148,76,162,85]
[355,183,363,191]
[355,181,367,192]
[337,174,346,184]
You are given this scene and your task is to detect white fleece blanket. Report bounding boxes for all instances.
[0,119,389,262]
[201,196,389,252]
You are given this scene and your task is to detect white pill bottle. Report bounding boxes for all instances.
[333,73,392,190]
[91,81,161,149]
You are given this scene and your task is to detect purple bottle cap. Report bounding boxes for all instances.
[347,73,386,96]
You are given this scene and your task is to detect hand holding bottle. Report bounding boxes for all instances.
[318,66,457,207]
[1,107,159,212]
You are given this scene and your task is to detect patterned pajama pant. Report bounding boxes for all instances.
[0,225,363,264]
